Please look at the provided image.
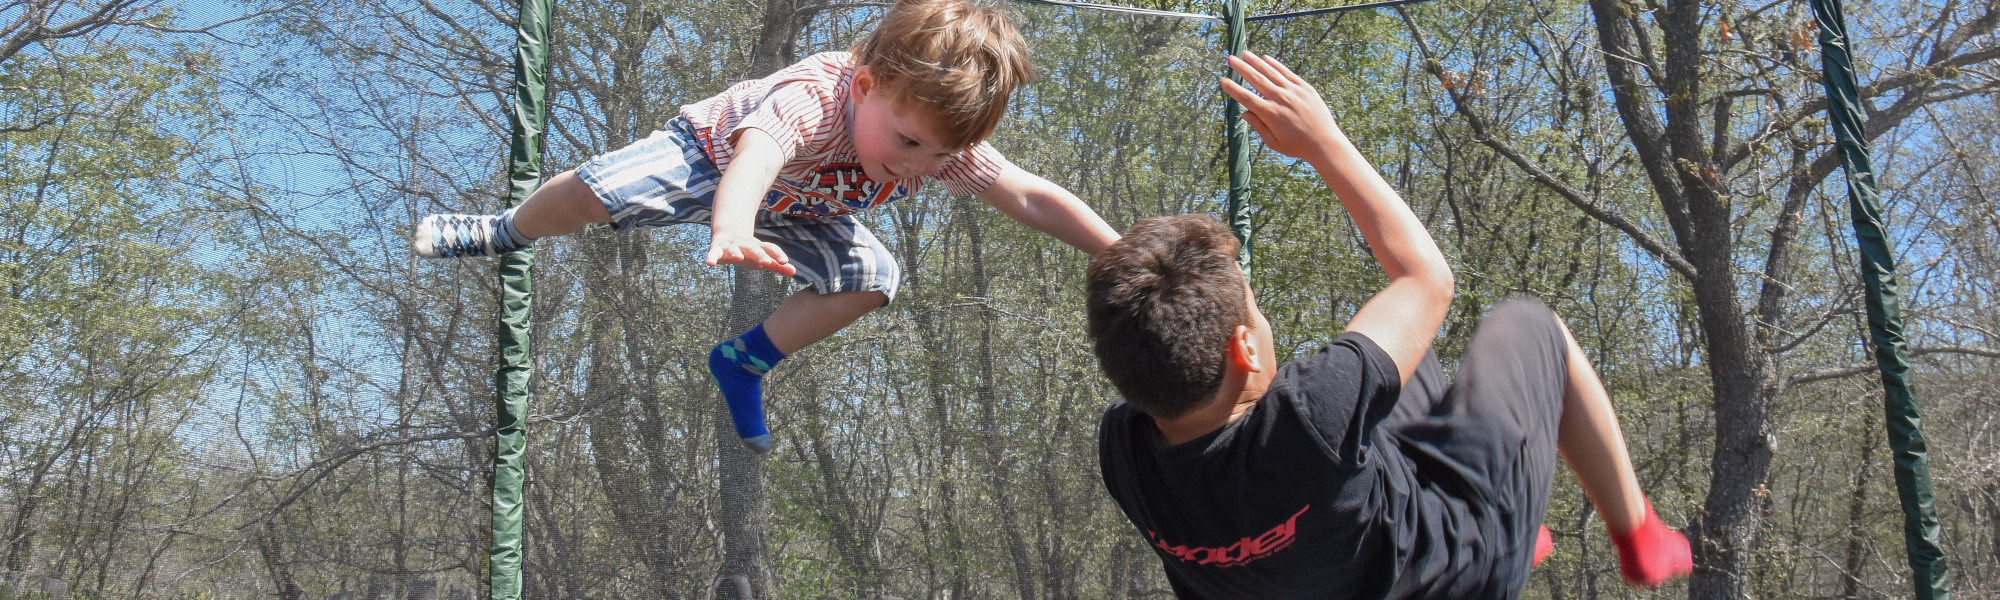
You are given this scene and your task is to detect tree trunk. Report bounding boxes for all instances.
[581,233,703,593]
[1582,1,1778,595]
[712,268,782,600]
[955,195,1038,600]
[1841,411,1878,599]
[1687,272,1778,600]
[911,300,969,598]
[255,521,304,600]
[800,391,883,595]
[709,0,815,596]
[3,399,103,573]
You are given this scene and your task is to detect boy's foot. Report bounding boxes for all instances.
[709,325,788,454]
[709,344,774,453]
[413,213,528,258]
[1610,506,1693,588]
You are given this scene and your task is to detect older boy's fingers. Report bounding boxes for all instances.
[1226,54,1280,98]
[1218,76,1251,104]
[1219,77,1275,115]
[1240,52,1293,94]
[1226,54,1281,98]
[1265,54,1309,87]
[1263,56,1314,99]
[1241,111,1272,139]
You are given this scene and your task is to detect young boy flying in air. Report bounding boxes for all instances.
[1087,53,1693,598]
[413,0,1118,454]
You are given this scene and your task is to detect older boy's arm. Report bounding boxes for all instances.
[1315,127,1454,385]
[706,128,796,276]
[1221,52,1452,383]
[977,166,1121,257]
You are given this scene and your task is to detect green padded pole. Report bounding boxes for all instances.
[493,0,551,596]
[1223,0,1251,271]
[1810,0,1949,597]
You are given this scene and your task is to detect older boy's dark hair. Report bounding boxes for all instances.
[1085,215,1250,420]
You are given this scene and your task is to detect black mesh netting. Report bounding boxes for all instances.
[14,0,1997,597]
[0,0,1234,597]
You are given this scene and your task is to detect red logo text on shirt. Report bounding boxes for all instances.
[1149,505,1310,568]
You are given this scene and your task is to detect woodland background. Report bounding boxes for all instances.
[2,0,1997,597]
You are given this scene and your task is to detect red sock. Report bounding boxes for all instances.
[1609,505,1693,588]
[1532,525,1553,568]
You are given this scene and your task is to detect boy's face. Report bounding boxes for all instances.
[851,67,968,183]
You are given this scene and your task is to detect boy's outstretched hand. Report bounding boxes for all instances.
[1219,52,1345,165]
[706,231,798,277]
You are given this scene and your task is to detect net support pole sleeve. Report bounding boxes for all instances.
[1811,0,1950,597]
[1223,0,1252,272]
[492,0,551,597]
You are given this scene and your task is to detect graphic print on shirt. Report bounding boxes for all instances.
[762,162,908,218]
[1148,505,1311,568]
[692,125,910,218]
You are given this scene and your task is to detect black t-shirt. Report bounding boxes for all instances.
[1098,332,1524,599]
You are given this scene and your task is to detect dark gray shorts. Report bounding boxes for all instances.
[1382,299,1569,589]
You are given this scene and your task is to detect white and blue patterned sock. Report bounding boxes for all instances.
[414,210,533,258]
[494,207,533,250]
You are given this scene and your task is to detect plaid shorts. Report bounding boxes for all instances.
[575,117,901,301]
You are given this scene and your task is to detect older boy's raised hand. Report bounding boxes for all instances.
[1224,51,1454,387]
[1219,52,1345,165]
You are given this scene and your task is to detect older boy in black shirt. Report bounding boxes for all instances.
[1088,53,1692,599]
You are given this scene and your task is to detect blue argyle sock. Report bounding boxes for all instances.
[709,324,786,454]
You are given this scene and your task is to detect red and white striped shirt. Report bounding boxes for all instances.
[681,52,1011,218]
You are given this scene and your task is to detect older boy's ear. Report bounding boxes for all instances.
[1227,324,1263,374]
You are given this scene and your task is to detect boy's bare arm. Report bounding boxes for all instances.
[1220,52,1452,384]
[977,166,1121,257]
[708,128,797,276]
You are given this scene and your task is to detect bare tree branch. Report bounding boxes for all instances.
[0,0,149,64]
[1719,46,2000,171]
[128,3,304,45]
[1401,9,1700,280]
[0,0,311,62]
[1788,345,2000,387]
[234,427,496,530]
[1763,292,1860,353]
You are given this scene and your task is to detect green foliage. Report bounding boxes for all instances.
[0,27,230,585]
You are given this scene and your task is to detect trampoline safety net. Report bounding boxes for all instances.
[7,0,1993,598]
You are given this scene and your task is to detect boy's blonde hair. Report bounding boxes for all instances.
[851,0,1034,149]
